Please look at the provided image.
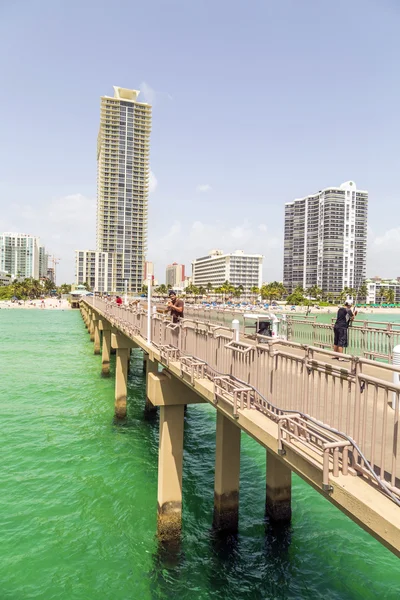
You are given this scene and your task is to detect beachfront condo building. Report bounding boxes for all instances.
[75,86,152,293]
[0,232,48,280]
[283,181,368,295]
[366,278,400,304]
[166,263,185,288]
[192,250,263,291]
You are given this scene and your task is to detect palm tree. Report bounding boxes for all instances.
[306,285,323,300]
[206,282,213,293]
[378,287,387,305]
[155,284,168,295]
[250,286,260,303]
[260,281,287,303]
[386,288,395,304]
[357,282,368,303]
[58,283,71,295]
[326,292,334,304]
[339,287,351,304]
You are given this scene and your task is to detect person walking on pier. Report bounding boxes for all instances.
[333,301,356,359]
[167,290,184,323]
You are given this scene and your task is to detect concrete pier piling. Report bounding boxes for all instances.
[89,311,95,341]
[157,404,185,541]
[147,370,206,540]
[213,412,241,533]
[111,332,137,419]
[93,319,101,355]
[265,450,292,522]
[99,321,111,377]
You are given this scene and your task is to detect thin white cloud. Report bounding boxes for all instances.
[367,227,400,277]
[139,83,173,105]
[148,219,282,281]
[149,170,158,193]
[196,184,212,193]
[0,193,96,282]
[139,81,156,105]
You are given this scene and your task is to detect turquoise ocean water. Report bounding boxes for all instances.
[0,309,399,599]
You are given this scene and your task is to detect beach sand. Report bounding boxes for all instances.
[0,298,71,310]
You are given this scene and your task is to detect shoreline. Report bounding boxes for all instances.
[0,298,71,310]
[186,304,400,316]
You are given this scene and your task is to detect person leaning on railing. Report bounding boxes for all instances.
[333,301,357,360]
[167,290,184,323]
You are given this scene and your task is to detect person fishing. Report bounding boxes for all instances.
[333,301,357,360]
[167,290,184,323]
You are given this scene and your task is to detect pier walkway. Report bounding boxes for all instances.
[81,298,400,558]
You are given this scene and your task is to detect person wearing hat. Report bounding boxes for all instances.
[333,300,357,359]
[167,290,184,323]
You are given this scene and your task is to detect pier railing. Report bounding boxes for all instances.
[286,319,400,361]
[86,298,400,505]
[183,306,400,362]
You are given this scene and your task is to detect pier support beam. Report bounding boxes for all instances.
[111,332,137,419]
[89,312,95,341]
[100,321,111,377]
[147,371,205,541]
[93,319,101,355]
[265,450,292,522]
[145,355,158,415]
[157,404,185,542]
[213,412,241,533]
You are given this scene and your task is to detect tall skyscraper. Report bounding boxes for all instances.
[0,232,48,279]
[283,181,368,295]
[76,86,152,293]
[97,87,152,292]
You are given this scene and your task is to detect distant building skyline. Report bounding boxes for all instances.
[283,181,368,294]
[0,232,48,280]
[76,86,152,292]
[166,262,185,289]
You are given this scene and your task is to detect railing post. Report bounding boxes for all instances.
[147,277,152,344]
[232,319,240,342]
[392,345,400,410]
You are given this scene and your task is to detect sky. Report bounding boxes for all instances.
[0,0,399,284]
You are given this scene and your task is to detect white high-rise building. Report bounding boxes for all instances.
[192,250,263,291]
[0,232,48,279]
[283,181,368,295]
[76,86,152,293]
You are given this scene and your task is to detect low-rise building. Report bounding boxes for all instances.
[366,278,400,304]
[192,250,263,291]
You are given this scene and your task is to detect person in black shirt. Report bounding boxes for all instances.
[333,301,356,359]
